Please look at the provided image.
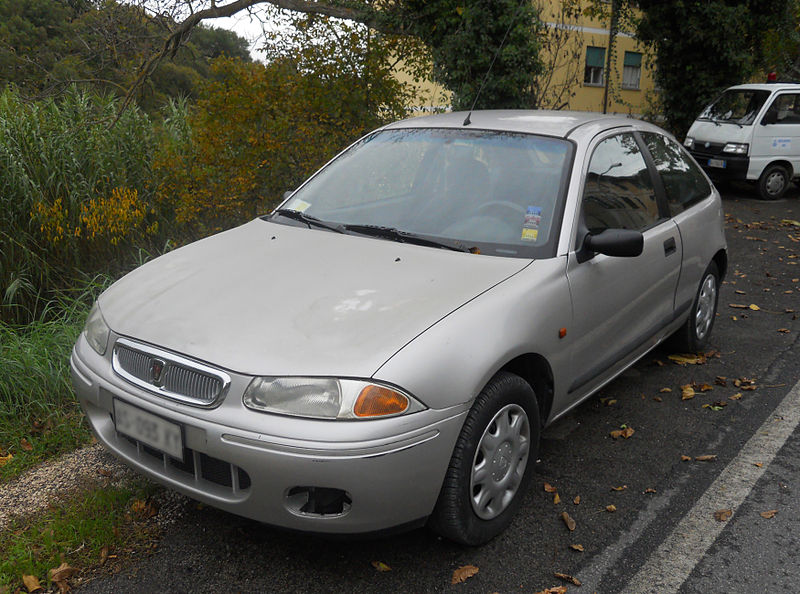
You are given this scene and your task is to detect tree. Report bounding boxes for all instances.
[633,0,795,136]
[123,0,543,113]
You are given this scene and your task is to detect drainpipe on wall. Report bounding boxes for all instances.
[602,0,619,114]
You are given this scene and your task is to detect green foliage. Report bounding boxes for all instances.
[395,0,544,110]
[635,0,795,136]
[0,279,108,481]
[0,87,160,324]
[0,0,250,111]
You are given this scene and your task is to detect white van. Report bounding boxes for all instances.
[684,83,800,200]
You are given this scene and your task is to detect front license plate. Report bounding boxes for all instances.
[113,399,183,460]
[708,158,726,168]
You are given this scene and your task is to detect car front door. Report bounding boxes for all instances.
[565,131,682,398]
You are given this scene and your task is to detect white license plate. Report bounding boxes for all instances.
[114,399,183,460]
[708,158,726,168]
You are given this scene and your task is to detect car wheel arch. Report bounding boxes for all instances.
[712,249,728,281]
[497,353,554,427]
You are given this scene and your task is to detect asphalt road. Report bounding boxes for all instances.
[77,184,800,594]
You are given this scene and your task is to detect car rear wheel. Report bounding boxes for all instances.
[429,371,540,545]
[670,261,720,352]
[758,164,790,200]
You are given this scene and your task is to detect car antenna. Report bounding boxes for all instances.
[463,0,528,127]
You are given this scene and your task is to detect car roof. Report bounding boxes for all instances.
[382,110,655,140]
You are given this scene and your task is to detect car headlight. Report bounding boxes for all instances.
[684,137,694,148]
[84,302,110,355]
[243,377,426,420]
[722,142,748,155]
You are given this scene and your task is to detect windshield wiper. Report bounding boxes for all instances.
[271,209,345,234]
[343,224,473,253]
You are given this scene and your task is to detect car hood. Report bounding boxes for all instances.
[687,120,752,145]
[99,219,531,377]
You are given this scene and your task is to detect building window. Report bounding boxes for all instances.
[622,51,642,90]
[584,46,605,86]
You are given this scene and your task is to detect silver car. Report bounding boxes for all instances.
[71,111,727,545]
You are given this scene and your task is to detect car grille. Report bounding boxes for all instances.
[119,434,251,492]
[112,338,230,407]
[690,141,726,157]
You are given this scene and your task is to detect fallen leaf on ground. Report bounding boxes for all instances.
[715,376,727,386]
[131,499,159,519]
[99,546,109,565]
[760,509,778,519]
[754,462,763,467]
[371,561,391,572]
[660,387,672,393]
[573,495,581,505]
[730,393,743,400]
[22,575,43,592]
[778,328,790,333]
[681,385,696,400]
[729,303,749,309]
[653,396,663,402]
[695,382,714,392]
[561,511,576,531]
[451,565,479,584]
[600,397,618,406]
[606,504,617,512]
[49,563,78,593]
[20,438,33,452]
[570,544,584,552]
[610,426,635,439]
[669,353,707,365]
[535,587,567,594]
[695,455,717,461]
[97,468,111,477]
[749,304,760,311]
[0,453,12,467]
[611,485,627,491]
[544,482,558,493]
[644,488,657,494]
[681,455,692,461]
[782,219,800,227]
[714,509,733,521]
[554,572,581,586]
[553,493,561,505]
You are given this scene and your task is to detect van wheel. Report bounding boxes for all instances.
[758,164,790,200]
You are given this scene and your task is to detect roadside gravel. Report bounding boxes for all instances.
[0,444,135,531]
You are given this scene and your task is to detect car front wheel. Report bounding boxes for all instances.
[429,371,540,545]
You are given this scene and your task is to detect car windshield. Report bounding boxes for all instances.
[270,128,573,258]
[698,89,771,125]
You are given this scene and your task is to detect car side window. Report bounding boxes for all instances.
[582,133,659,234]
[765,93,800,124]
[641,132,711,214]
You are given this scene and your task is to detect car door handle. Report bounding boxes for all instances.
[664,237,677,257]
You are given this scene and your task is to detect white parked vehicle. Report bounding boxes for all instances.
[685,83,800,200]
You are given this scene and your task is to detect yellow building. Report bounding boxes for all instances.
[401,0,657,115]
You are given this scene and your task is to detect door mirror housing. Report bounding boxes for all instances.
[582,229,644,259]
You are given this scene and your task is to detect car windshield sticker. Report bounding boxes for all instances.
[772,138,791,150]
[286,198,311,212]
[521,206,542,241]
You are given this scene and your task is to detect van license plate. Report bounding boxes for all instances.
[113,399,183,460]
[708,158,726,168]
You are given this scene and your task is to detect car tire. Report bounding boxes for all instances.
[670,261,720,352]
[429,371,540,546]
[758,164,790,200]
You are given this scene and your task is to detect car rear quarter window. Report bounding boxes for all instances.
[582,132,660,233]
[642,132,711,214]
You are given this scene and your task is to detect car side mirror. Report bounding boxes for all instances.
[582,229,644,259]
[761,111,778,126]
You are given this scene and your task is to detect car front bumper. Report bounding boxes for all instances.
[688,149,750,181]
[70,334,467,534]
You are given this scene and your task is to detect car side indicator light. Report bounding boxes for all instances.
[559,327,567,339]
[354,385,409,417]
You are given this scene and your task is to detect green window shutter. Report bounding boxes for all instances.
[586,46,606,68]
[624,51,642,68]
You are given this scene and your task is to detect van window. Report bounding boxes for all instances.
[641,132,711,214]
[699,89,771,126]
[764,94,800,124]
